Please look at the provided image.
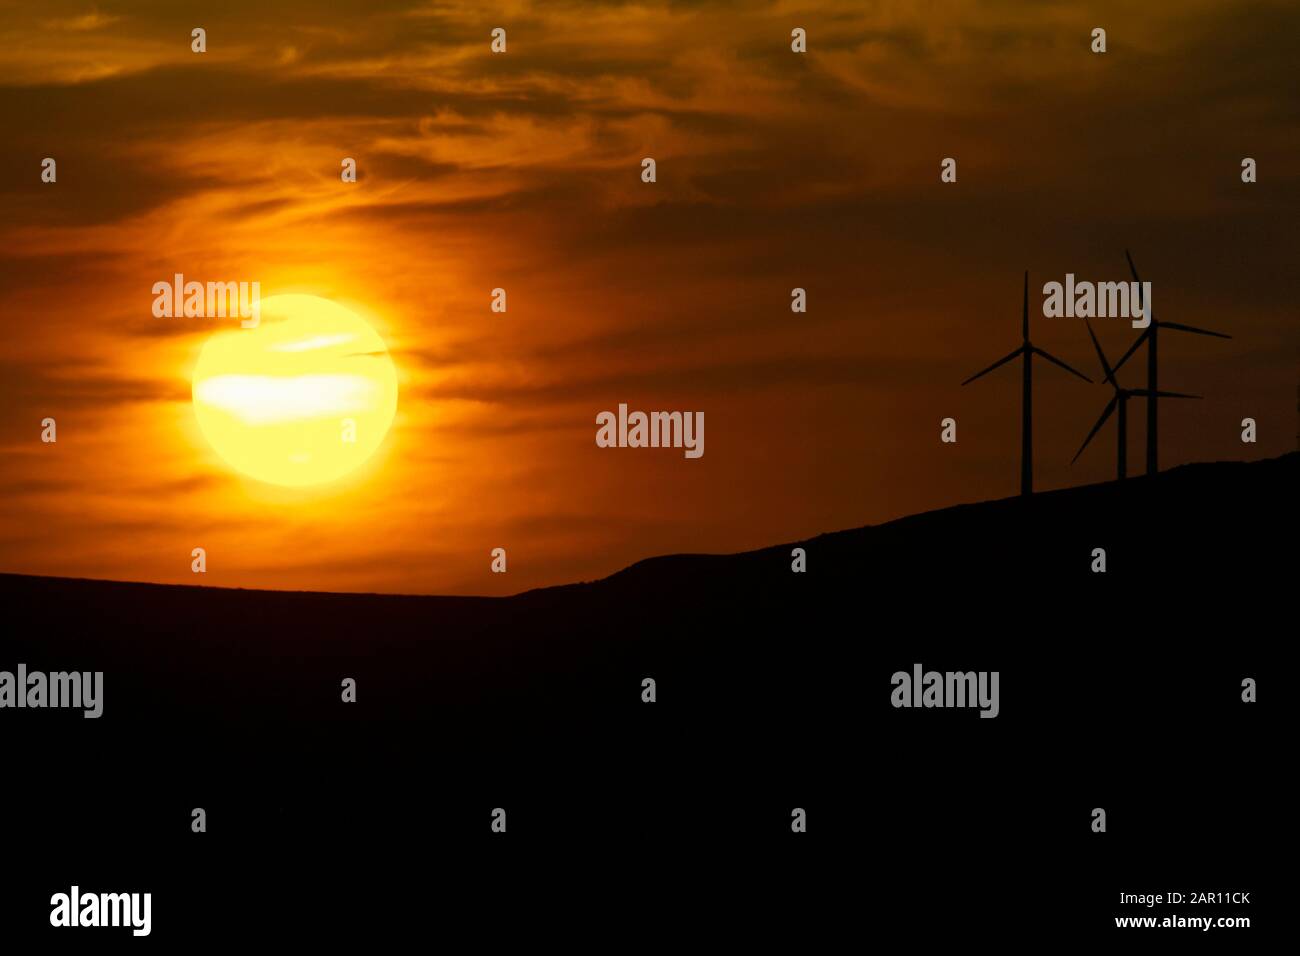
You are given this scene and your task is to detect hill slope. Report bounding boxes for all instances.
[0,454,1287,940]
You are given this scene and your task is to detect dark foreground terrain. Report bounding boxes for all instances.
[1,454,1289,945]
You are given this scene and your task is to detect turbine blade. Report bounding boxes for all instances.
[961,347,1022,385]
[1161,321,1232,340]
[1022,270,1029,343]
[1125,250,1148,319]
[1072,396,1118,463]
[1125,249,1142,284]
[1083,319,1113,383]
[1132,389,1202,400]
[1032,347,1093,383]
[1111,328,1151,373]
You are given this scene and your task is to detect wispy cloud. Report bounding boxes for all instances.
[0,0,1294,593]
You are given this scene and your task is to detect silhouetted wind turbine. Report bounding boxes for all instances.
[962,271,1092,495]
[1112,250,1231,475]
[1073,319,1200,480]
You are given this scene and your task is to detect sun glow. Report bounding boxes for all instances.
[191,295,398,487]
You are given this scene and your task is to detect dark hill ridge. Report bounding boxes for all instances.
[560,450,1295,593]
[2,452,1289,743]
[3,452,1292,607]
[0,457,1285,937]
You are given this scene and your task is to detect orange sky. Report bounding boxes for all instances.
[1,0,1295,595]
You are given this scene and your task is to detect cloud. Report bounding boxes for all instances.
[41,12,121,33]
[0,0,1294,594]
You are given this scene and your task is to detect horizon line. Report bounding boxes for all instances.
[0,452,1288,602]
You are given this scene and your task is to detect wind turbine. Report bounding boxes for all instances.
[962,271,1092,495]
[1112,250,1231,475]
[1073,319,1201,480]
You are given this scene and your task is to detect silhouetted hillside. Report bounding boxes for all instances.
[1,456,1287,943]
[3,453,1291,734]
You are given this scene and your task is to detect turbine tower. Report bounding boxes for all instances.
[1073,319,1200,480]
[962,271,1092,495]
[1112,250,1231,475]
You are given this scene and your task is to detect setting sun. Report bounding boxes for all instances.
[191,295,398,487]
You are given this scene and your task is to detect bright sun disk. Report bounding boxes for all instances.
[191,294,398,487]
